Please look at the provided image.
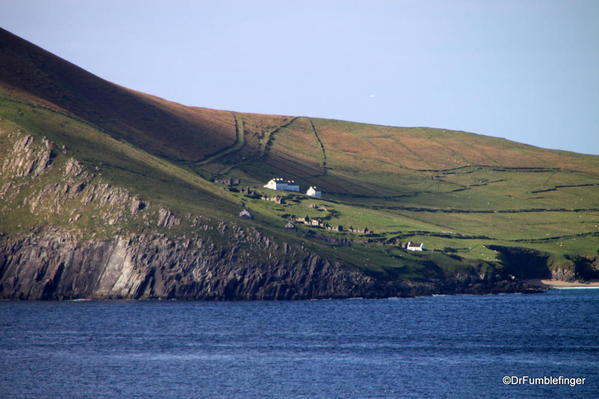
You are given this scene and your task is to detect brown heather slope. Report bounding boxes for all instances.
[1,27,598,200]
[0,29,599,188]
[274,118,599,177]
[0,27,236,161]
[212,113,599,200]
[1,28,598,296]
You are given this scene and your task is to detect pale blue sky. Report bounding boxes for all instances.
[1,0,598,154]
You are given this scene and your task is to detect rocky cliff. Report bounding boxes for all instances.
[0,226,374,300]
[0,129,532,299]
[0,226,530,300]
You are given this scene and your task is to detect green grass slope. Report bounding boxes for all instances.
[1,27,598,282]
[0,27,237,161]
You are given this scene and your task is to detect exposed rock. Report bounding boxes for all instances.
[130,199,147,215]
[63,157,85,177]
[0,226,531,300]
[157,208,179,228]
[1,134,54,177]
[0,130,537,300]
[487,245,552,279]
[0,227,370,300]
[573,256,599,280]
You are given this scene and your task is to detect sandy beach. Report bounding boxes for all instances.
[526,279,599,289]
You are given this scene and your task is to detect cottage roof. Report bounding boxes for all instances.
[270,177,296,184]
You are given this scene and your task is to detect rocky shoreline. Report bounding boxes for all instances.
[0,226,540,301]
[0,130,540,301]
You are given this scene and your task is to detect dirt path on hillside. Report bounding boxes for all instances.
[196,112,245,166]
[260,117,298,158]
[309,119,328,176]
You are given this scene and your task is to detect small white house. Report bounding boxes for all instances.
[263,178,300,192]
[406,241,424,252]
[306,186,321,198]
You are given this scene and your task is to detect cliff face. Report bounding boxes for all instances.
[0,128,379,300]
[486,245,599,282]
[0,226,530,300]
[0,227,380,300]
[1,27,598,300]
[0,129,530,300]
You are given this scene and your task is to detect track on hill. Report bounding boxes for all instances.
[309,119,328,176]
[196,112,245,166]
[259,117,299,159]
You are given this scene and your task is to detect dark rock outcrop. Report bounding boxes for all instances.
[486,245,552,279]
[0,227,533,300]
[0,130,533,300]
[572,256,599,281]
[0,227,373,300]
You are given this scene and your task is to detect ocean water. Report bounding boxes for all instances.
[1,290,598,398]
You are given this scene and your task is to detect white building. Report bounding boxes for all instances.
[406,241,424,252]
[263,178,300,192]
[306,186,321,198]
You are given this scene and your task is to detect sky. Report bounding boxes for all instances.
[1,0,598,155]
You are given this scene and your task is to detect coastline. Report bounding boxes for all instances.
[525,279,599,289]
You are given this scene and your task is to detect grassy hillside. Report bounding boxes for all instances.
[0,27,237,161]
[1,27,598,282]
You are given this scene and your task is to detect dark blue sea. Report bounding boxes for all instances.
[1,289,598,399]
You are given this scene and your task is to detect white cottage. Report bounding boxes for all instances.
[406,241,424,251]
[306,186,321,198]
[263,178,300,192]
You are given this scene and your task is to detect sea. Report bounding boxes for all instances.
[1,289,598,399]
